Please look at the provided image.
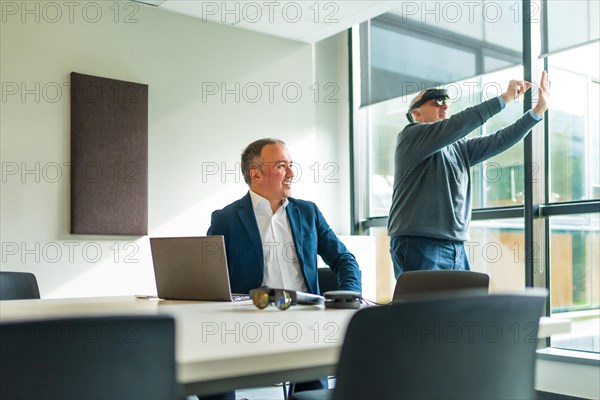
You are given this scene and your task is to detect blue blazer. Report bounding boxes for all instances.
[207,192,362,295]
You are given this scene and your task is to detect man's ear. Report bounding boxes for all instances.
[249,166,261,182]
[412,109,421,123]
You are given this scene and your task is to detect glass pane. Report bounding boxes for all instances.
[386,0,522,52]
[362,94,409,218]
[471,67,525,208]
[482,1,522,51]
[371,26,477,83]
[364,0,522,105]
[468,219,525,292]
[549,214,600,353]
[543,0,600,56]
[548,42,600,202]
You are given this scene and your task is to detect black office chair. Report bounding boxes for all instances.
[0,271,41,300]
[317,268,339,295]
[393,270,489,301]
[0,315,181,400]
[291,290,546,400]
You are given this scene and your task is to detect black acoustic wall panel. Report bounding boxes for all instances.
[71,72,148,235]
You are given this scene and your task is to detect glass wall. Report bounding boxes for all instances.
[353,2,600,354]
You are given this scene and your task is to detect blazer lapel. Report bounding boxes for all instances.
[236,193,264,267]
[285,201,305,269]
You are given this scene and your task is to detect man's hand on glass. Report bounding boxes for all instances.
[533,70,551,117]
[501,78,532,104]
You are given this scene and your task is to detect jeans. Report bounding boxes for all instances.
[390,235,470,279]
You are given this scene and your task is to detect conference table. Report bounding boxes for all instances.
[0,296,571,396]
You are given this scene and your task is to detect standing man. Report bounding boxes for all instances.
[388,71,551,278]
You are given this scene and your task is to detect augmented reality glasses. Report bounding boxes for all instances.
[430,97,449,106]
[249,286,297,310]
[406,88,450,122]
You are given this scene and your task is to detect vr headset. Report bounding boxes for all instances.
[406,88,450,123]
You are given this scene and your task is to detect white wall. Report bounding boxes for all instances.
[0,1,351,298]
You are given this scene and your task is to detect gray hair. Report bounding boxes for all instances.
[241,138,286,185]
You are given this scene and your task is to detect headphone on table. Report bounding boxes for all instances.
[323,290,361,309]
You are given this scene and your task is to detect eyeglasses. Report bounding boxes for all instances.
[249,286,296,310]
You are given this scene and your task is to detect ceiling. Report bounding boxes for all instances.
[134,0,401,43]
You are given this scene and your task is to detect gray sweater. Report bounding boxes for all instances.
[387,97,541,241]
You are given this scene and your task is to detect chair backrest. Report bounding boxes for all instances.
[393,270,489,301]
[0,271,41,300]
[332,291,546,400]
[317,268,339,295]
[0,315,179,400]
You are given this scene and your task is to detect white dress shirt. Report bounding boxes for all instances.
[249,190,307,291]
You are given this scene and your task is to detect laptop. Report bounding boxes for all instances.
[149,236,249,301]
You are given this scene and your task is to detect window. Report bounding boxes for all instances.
[470,67,526,209]
[544,42,600,353]
[352,1,600,354]
[362,2,522,106]
[548,43,600,203]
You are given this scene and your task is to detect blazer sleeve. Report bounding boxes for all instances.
[314,205,362,293]
[207,211,223,236]
[206,206,264,294]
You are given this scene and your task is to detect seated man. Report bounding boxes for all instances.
[202,138,361,399]
[208,138,362,295]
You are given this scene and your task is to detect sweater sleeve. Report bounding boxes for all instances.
[398,97,503,165]
[466,111,542,165]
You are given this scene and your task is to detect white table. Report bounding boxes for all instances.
[0,296,571,395]
[0,296,354,395]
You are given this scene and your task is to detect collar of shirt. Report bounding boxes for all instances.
[249,190,288,216]
[247,190,306,292]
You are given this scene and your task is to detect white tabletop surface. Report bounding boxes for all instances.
[0,296,355,394]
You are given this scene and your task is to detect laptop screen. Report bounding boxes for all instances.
[149,236,241,301]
